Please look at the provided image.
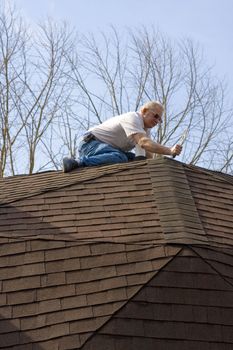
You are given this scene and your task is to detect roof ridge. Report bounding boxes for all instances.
[190,246,233,290]
[2,158,231,207]
[148,158,209,245]
[184,163,233,186]
[0,233,164,249]
[80,245,183,348]
[153,156,233,185]
[0,160,148,206]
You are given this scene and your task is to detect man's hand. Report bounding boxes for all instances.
[170,144,182,157]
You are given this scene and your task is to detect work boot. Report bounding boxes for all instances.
[63,157,79,173]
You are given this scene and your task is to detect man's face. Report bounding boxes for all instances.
[142,106,163,129]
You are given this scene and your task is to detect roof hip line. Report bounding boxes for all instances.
[148,157,209,245]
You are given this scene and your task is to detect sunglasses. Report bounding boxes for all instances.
[152,113,162,123]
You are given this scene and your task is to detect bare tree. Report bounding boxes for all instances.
[20,19,74,174]
[66,27,233,173]
[0,2,75,175]
[0,2,29,176]
[0,2,232,175]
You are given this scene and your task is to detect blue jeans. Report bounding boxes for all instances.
[78,140,135,166]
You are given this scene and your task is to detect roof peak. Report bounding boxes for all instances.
[1,158,232,207]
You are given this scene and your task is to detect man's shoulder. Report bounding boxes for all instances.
[124,111,140,117]
[118,111,141,121]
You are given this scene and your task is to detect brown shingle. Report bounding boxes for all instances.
[0,158,233,349]
[82,249,233,349]
[3,276,41,292]
[7,290,36,305]
[0,331,20,348]
[58,334,82,350]
[36,284,76,301]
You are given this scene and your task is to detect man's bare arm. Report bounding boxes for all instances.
[132,133,182,156]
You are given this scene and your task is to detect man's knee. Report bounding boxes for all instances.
[114,151,128,163]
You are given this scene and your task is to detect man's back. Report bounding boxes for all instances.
[90,111,147,151]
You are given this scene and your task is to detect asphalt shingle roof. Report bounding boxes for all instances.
[0,157,232,349]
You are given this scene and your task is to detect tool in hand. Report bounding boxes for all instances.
[173,128,188,158]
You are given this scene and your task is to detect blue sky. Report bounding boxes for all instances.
[15,0,233,91]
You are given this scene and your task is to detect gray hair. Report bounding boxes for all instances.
[141,101,164,112]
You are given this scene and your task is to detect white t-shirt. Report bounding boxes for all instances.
[89,111,150,152]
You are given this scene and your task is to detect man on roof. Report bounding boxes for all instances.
[63,101,182,172]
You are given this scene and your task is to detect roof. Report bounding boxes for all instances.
[0,157,233,349]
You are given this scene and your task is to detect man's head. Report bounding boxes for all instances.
[140,101,164,129]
